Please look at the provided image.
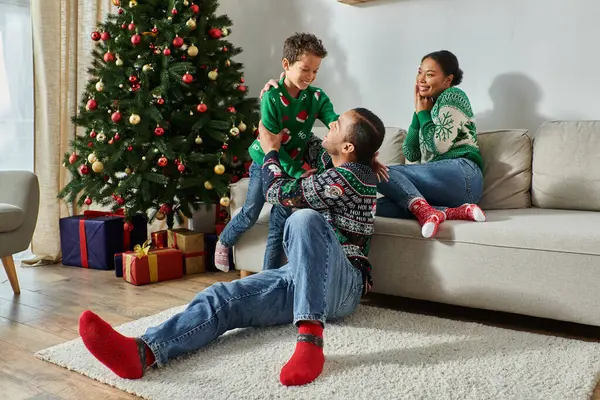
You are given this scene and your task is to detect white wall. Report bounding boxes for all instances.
[220,0,600,135]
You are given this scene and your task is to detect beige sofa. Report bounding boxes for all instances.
[229,121,600,327]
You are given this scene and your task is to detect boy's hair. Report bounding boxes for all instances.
[346,108,386,166]
[283,33,328,64]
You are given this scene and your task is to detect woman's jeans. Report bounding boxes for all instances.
[376,158,484,219]
[218,162,291,270]
[141,210,364,366]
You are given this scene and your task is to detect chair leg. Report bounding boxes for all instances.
[1,255,20,294]
[239,270,254,278]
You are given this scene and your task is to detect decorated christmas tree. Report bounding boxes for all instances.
[58,0,259,229]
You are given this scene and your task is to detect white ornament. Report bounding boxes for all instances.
[95,80,105,92]
[96,133,106,142]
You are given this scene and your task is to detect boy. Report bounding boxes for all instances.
[215,32,339,272]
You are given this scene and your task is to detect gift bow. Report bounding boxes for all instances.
[133,239,152,259]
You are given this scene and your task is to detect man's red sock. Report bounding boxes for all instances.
[409,197,446,238]
[280,322,325,386]
[79,310,155,379]
[446,204,487,222]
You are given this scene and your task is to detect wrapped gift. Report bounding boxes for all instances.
[183,251,207,275]
[114,253,124,277]
[204,233,234,272]
[168,228,204,253]
[83,209,148,251]
[151,230,168,249]
[60,215,127,270]
[123,241,183,285]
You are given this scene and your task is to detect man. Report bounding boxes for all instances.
[78,107,386,387]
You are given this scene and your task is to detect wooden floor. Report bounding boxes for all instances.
[1,263,599,399]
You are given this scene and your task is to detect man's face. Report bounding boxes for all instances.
[322,111,355,157]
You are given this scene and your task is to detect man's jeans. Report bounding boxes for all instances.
[218,162,291,270]
[141,209,364,366]
[376,158,484,219]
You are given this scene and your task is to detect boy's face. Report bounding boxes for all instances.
[282,53,322,90]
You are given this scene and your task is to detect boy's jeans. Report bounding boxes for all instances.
[141,210,364,366]
[376,158,484,219]
[218,162,291,270]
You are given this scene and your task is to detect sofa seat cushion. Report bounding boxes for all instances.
[374,208,600,256]
[0,203,24,233]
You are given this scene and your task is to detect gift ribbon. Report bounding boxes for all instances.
[79,220,89,268]
[133,239,152,259]
[168,230,178,249]
[124,251,159,284]
[148,253,158,282]
[83,209,131,250]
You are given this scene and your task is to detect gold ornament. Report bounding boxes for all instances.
[195,136,203,144]
[220,196,230,207]
[225,60,231,67]
[95,80,104,92]
[208,70,218,81]
[142,64,153,72]
[116,58,124,67]
[142,156,146,161]
[92,161,104,173]
[230,127,240,136]
[214,164,225,175]
[87,153,98,163]
[129,0,137,6]
[125,167,132,175]
[155,211,165,220]
[186,18,197,30]
[129,114,141,125]
[238,122,247,132]
[112,0,120,6]
[204,181,213,190]
[187,45,198,57]
[183,0,189,5]
[221,28,229,36]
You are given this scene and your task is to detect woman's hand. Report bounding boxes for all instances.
[415,93,433,113]
[371,152,389,182]
[259,72,285,99]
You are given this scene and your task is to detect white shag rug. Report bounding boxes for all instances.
[36,305,600,400]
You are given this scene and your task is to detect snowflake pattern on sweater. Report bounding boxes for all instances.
[262,148,377,290]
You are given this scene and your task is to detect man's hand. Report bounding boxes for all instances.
[372,152,389,182]
[300,168,317,179]
[259,72,285,99]
[258,120,286,153]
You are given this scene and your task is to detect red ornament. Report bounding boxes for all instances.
[196,103,208,113]
[91,31,101,41]
[111,111,122,123]
[158,157,168,167]
[208,28,222,39]
[173,36,184,48]
[104,175,110,182]
[231,175,240,183]
[84,197,92,205]
[160,204,172,214]
[152,27,158,33]
[118,8,123,15]
[238,85,247,92]
[117,197,125,206]
[222,47,228,52]
[128,23,136,31]
[86,99,98,110]
[121,23,127,29]
[222,144,228,150]
[182,73,193,84]
[101,31,110,41]
[219,210,229,220]
[132,83,141,92]
[157,98,165,105]
[171,8,178,15]
[124,221,134,231]
[149,43,155,50]
[163,48,171,56]
[181,55,187,60]
[69,154,78,164]
[240,77,245,83]
[178,164,185,172]
[88,142,93,148]
[227,106,236,113]
[114,133,120,140]
[154,127,165,136]
[103,51,115,63]
[191,4,199,14]
[127,145,133,151]
[131,34,141,45]
[80,165,90,175]
[90,130,97,138]
[129,75,138,83]
[233,156,239,162]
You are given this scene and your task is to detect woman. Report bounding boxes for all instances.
[376,50,486,238]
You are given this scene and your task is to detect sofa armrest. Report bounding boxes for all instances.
[229,178,250,217]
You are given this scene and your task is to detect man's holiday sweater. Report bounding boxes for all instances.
[261,147,377,291]
[249,77,339,178]
[403,87,483,170]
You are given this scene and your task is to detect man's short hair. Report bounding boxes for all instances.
[347,108,386,165]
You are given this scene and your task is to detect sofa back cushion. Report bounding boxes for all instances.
[532,121,600,211]
[477,130,533,210]
[312,126,406,165]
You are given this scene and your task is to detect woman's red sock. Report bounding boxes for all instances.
[409,198,446,238]
[446,204,487,222]
[280,322,325,386]
[79,310,155,379]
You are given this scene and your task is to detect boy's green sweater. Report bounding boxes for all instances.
[249,77,339,178]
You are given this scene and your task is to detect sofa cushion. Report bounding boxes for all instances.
[373,208,600,256]
[0,203,24,233]
[532,121,600,211]
[477,130,532,210]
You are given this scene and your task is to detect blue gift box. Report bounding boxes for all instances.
[114,253,124,277]
[204,233,234,272]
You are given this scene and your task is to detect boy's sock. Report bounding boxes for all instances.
[214,240,230,272]
[280,322,325,386]
[445,204,486,222]
[79,310,155,379]
[408,197,446,239]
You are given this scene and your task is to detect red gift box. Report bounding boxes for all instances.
[123,242,183,285]
[151,230,168,249]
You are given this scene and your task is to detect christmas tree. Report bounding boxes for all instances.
[58,0,259,229]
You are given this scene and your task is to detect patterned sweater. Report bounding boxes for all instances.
[261,144,377,291]
[403,87,483,170]
[249,76,339,178]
